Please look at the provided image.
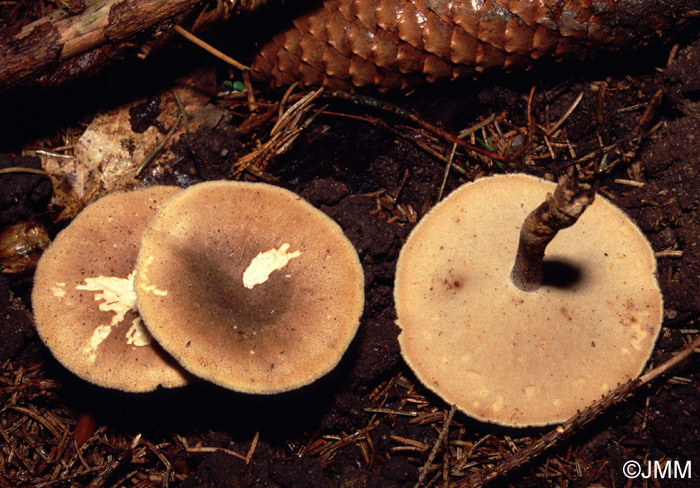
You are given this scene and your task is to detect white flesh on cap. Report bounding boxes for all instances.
[32,187,190,392]
[135,181,364,394]
[242,243,301,289]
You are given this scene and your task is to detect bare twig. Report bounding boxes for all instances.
[0,0,206,91]
[326,91,508,164]
[134,114,183,178]
[185,445,247,462]
[173,25,249,71]
[437,144,458,202]
[0,167,48,175]
[245,432,259,465]
[416,405,456,487]
[543,92,584,136]
[87,434,141,488]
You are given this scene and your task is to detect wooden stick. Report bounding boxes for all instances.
[0,0,205,91]
[173,25,249,71]
[416,405,456,487]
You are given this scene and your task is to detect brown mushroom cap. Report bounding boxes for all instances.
[32,187,191,392]
[395,174,663,427]
[134,181,364,394]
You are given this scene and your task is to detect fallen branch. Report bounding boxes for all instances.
[455,335,700,487]
[0,0,207,91]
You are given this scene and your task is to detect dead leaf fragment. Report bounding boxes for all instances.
[40,71,215,221]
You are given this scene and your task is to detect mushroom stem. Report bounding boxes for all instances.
[510,175,596,292]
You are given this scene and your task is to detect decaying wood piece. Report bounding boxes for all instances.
[252,0,700,90]
[0,0,206,91]
[510,174,596,291]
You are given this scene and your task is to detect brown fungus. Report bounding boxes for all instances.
[32,187,191,392]
[134,181,364,394]
[394,174,663,427]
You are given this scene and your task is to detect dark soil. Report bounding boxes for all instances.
[0,154,52,227]
[1,16,700,488]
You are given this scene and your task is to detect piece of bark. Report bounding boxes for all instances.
[0,0,205,92]
[510,175,596,291]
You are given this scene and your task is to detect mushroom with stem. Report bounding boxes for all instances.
[394,173,663,427]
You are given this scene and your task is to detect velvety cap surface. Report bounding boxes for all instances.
[32,187,190,392]
[135,181,364,394]
[395,174,663,426]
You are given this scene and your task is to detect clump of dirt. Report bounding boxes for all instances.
[613,38,700,319]
[171,126,242,182]
[0,154,52,227]
[0,276,35,362]
[129,95,165,134]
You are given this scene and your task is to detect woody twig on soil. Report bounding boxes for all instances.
[135,114,182,178]
[0,0,208,91]
[317,420,380,468]
[185,445,247,462]
[416,405,456,488]
[173,25,249,72]
[87,434,141,488]
[326,91,508,165]
[0,167,48,177]
[232,88,324,177]
[365,407,419,417]
[437,144,458,202]
[541,92,584,137]
[634,89,664,134]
